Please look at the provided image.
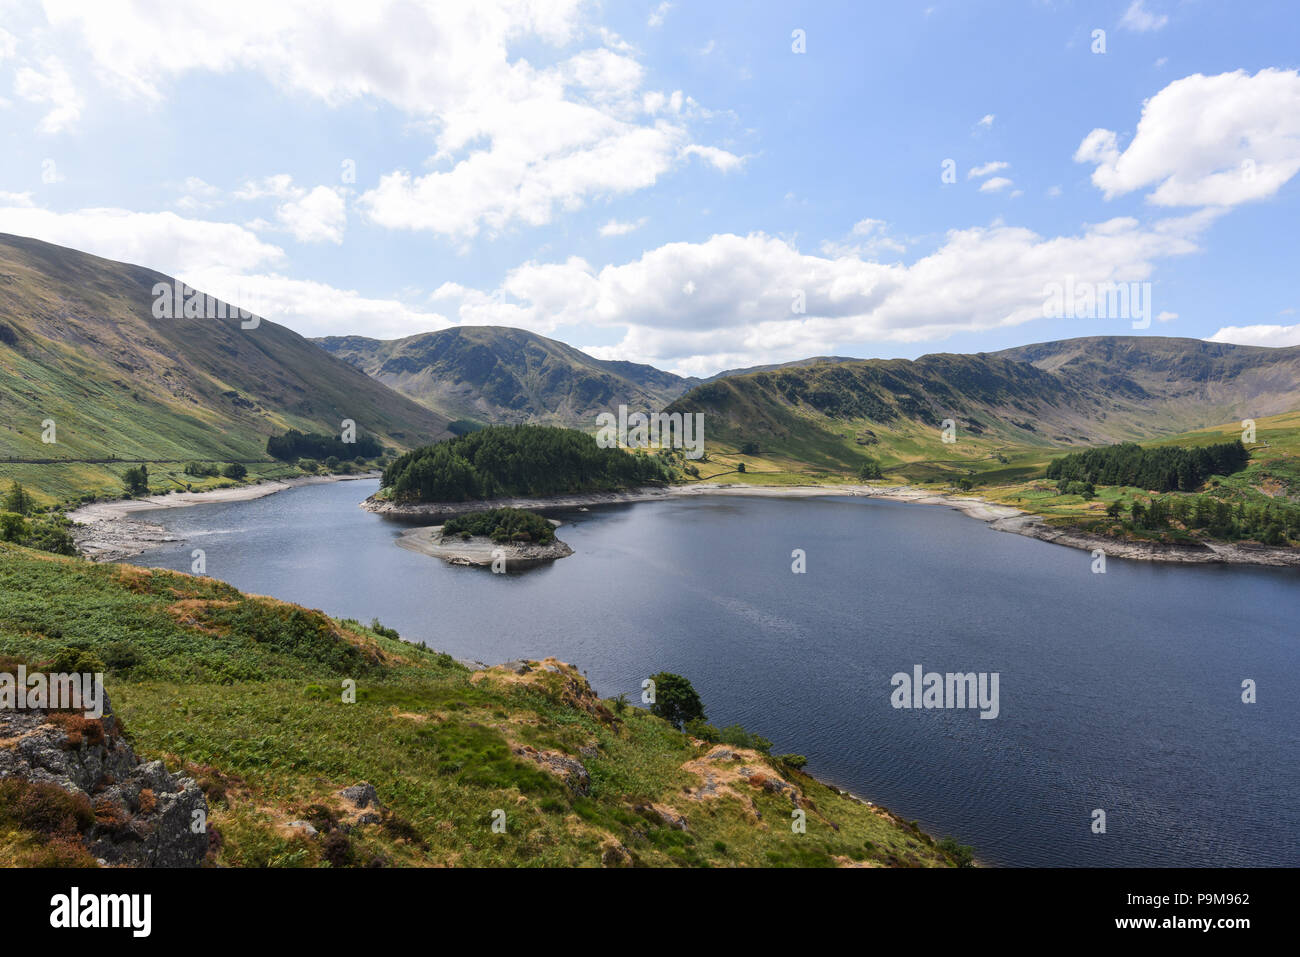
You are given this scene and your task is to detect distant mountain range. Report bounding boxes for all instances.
[5,233,1299,484]
[314,326,698,428]
[0,233,450,463]
[664,337,1300,472]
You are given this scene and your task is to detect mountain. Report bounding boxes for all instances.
[698,355,861,384]
[994,336,1300,428]
[314,326,697,428]
[665,336,1300,475]
[0,233,451,468]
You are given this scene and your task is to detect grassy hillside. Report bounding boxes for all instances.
[0,542,965,868]
[0,234,451,501]
[315,326,696,429]
[970,410,1300,546]
[665,337,1300,484]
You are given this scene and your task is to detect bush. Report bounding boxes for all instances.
[222,463,248,480]
[369,619,400,641]
[939,836,975,867]
[47,646,106,675]
[718,724,772,755]
[648,672,706,730]
[857,459,884,481]
[3,480,32,515]
[0,511,28,542]
[102,642,143,673]
[122,465,149,495]
[776,753,808,770]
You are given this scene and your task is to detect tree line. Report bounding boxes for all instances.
[267,429,382,462]
[1046,440,1249,492]
[383,425,673,503]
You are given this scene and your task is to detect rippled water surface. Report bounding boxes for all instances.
[136,479,1300,866]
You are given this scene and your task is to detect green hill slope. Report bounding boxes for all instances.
[665,337,1300,480]
[0,233,451,497]
[315,325,696,428]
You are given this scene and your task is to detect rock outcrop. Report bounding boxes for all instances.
[0,693,209,867]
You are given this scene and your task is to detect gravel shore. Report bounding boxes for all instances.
[69,472,382,562]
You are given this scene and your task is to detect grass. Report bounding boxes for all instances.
[0,541,964,868]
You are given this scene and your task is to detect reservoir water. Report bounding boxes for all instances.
[134,478,1299,867]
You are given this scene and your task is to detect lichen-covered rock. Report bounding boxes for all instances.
[511,745,591,796]
[0,693,209,867]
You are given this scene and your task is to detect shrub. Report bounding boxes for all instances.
[857,458,884,480]
[648,672,706,730]
[939,836,975,867]
[222,463,248,480]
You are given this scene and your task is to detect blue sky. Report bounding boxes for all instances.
[1,0,1298,375]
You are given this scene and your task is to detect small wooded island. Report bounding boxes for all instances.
[396,506,574,568]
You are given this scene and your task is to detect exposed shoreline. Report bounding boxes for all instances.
[69,472,382,562]
[367,481,1300,568]
[395,523,574,567]
[65,470,1299,568]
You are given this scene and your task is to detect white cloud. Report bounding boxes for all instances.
[648,2,672,28]
[1120,1,1168,33]
[1047,185,1062,197]
[276,186,347,244]
[979,176,1014,192]
[968,161,1008,179]
[1156,310,1177,322]
[599,217,647,236]
[1207,324,1300,348]
[37,0,734,239]
[977,114,995,129]
[234,174,299,201]
[0,201,445,338]
[13,56,82,133]
[0,28,17,63]
[173,177,222,212]
[435,214,1212,375]
[1075,69,1300,207]
[680,144,745,172]
[820,219,906,259]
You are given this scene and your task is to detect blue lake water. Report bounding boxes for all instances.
[134,478,1300,867]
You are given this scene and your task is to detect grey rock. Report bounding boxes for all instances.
[0,694,209,868]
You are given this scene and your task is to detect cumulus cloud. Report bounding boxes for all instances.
[1075,69,1300,207]
[0,203,444,338]
[13,55,82,132]
[433,214,1212,375]
[275,186,347,244]
[35,1,734,238]
[1207,324,1300,348]
[979,176,1014,193]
